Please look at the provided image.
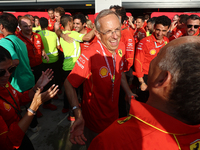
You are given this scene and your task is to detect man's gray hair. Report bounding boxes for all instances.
[158,42,200,125]
[95,9,121,32]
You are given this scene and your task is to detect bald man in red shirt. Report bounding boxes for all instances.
[89,36,200,150]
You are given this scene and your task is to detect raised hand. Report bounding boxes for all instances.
[36,69,54,89]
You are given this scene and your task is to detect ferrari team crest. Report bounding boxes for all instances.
[118,49,122,57]
[190,139,200,150]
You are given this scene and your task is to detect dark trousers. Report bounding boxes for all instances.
[118,73,130,118]
[43,61,62,104]
[134,74,149,103]
[16,134,34,150]
[30,63,45,128]
[31,63,45,83]
[63,70,81,117]
[63,70,72,109]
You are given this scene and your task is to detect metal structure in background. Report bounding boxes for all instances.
[122,0,200,9]
[1,0,200,9]
[0,0,200,16]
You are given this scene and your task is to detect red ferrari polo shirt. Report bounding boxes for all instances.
[18,31,44,67]
[47,18,56,31]
[134,33,169,78]
[121,24,135,71]
[0,82,31,150]
[80,28,97,52]
[67,41,126,133]
[89,99,200,150]
[134,27,147,45]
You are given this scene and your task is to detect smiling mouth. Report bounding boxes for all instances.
[110,40,118,46]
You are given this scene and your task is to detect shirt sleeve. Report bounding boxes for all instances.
[0,116,24,150]
[88,135,106,150]
[67,51,91,88]
[122,30,135,71]
[0,38,19,60]
[70,31,85,42]
[169,30,183,41]
[39,35,44,50]
[134,39,147,78]
[19,90,32,106]
[56,37,60,46]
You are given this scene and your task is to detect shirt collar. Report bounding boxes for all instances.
[129,100,200,135]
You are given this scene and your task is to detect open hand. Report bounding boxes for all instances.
[70,117,87,145]
[36,69,54,89]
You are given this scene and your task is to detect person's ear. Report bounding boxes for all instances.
[154,71,171,88]
[0,24,4,30]
[95,30,101,40]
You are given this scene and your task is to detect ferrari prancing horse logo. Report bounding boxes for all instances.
[190,139,200,150]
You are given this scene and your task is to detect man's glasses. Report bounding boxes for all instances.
[187,24,200,29]
[99,28,121,36]
[0,66,16,77]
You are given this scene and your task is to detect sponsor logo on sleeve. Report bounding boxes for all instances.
[190,139,200,150]
[76,54,89,69]
[36,40,41,44]
[3,102,11,111]
[96,50,100,54]
[150,49,156,55]
[79,57,86,64]
[128,39,132,42]
[128,43,133,47]
[99,66,108,78]
[76,60,84,69]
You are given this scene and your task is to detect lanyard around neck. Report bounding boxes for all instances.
[0,86,21,118]
[98,40,116,102]
[98,40,116,83]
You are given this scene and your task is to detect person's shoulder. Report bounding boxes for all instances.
[140,27,146,33]
[37,31,42,36]
[139,35,151,43]
[118,41,126,48]
[163,36,169,42]
[71,30,84,36]
[91,116,139,146]
[84,42,99,52]
[33,32,42,38]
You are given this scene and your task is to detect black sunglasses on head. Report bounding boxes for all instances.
[187,24,200,29]
[0,66,16,77]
